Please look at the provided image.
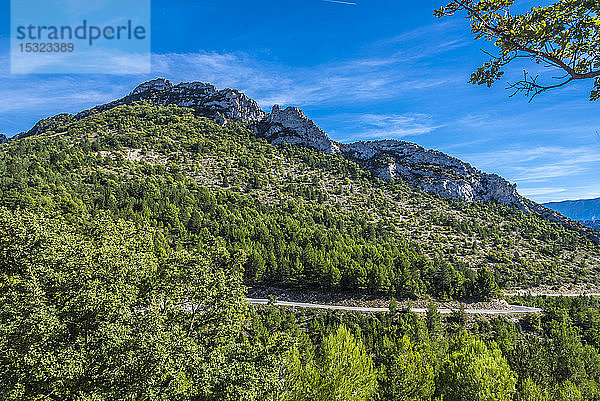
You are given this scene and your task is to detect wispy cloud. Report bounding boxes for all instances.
[322,0,357,5]
[454,145,600,202]
[151,51,458,108]
[518,187,568,197]
[0,47,454,135]
[464,146,600,181]
[345,113,441,140]
[0,16,469,134]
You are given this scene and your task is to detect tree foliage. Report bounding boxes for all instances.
[0,208,247,400]
[439,334,516,401]
[378,335,435,401]
[435,0,600,100]
[287,325,376,401]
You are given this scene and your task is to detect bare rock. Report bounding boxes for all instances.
[257,105,340,155]
[76,79,267,123]
[341,140,528,210]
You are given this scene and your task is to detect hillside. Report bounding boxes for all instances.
[6,79,600,401]
[2,79,600,297]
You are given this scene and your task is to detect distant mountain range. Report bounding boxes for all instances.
[543,197,600,230]
[582,220,600,231]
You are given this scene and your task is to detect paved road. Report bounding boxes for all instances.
[246,298,542,315]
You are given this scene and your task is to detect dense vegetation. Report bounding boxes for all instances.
[4,210,600,400]
[0,104,598,299]
[3,103,600,399]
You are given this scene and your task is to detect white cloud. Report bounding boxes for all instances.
[346,113,442,140]
[149,50,458,108]
[518,187,568,197]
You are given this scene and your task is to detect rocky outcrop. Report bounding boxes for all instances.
[340,140,528,210]
[76,78,267,123]
[255,105,340,155]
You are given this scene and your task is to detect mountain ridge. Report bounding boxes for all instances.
[543,197,600,231]
[8,78,598,243]
[543,197,600,221]
[11,78,524,207]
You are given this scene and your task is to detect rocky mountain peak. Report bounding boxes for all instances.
[129,78,174,96]
[259,104,340,155]
[76,79,267,123]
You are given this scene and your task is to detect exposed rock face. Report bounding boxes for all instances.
[76,78,267,123]
[340,140,528,210]
[256,105,340,155]
[129,78,174,95]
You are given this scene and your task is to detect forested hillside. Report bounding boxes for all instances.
[3,98,600,401]
[1,103,598,298]
[4,207,600,400]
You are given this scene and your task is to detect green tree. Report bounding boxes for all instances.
[426,301,442,337]
[435,0,600,100]
[516,377,549,401]
[378,335,435,401]
[291,325,376,401]
[475,268,501,300]
[554,380,582,401]
[0,208,247,400]
[439,334,517,401]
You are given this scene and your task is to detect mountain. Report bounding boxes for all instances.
[3,79,546,209]
[11,78,595,243]
[543,198,600,223]
[2,78,600,296]
[13,78,265,140]
[76,78,267,123]
[582,220,600,231]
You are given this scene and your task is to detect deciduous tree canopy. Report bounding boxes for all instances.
[435,0,600,100]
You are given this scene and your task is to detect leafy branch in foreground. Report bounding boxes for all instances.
[435,0,600,100]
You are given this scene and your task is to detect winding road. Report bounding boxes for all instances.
[246,298,542,315]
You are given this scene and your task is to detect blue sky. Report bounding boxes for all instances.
[0,0,598,203]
